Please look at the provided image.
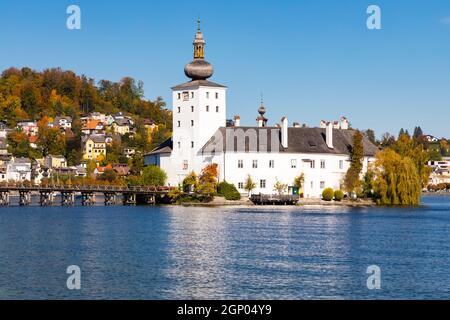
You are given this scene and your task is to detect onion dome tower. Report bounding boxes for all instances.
[184,19,214,80]
[256,95,268,127]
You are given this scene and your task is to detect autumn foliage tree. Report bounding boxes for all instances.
[37,117,66,157]
[196,163,219,199]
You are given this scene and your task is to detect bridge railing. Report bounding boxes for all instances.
[0,183,173,193]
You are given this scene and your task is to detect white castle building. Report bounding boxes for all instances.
[145,25,378,198]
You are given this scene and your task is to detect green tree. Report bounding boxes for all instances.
[373,148,421,206]
[244,175,257,196]
[273,179,288,195]
[141,165,167,186]
[344,130,364,193]
[182,171,198,193]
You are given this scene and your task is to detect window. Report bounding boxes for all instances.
[269,160,275,168]
[260,180,266,188]
[177,121,181,127]
[320,181,325,189]
[252,160,258,169]
[311,181,314,188]
[183,92,189,101]
[191,141,194,148]
[206,92,210,99]
[177,93,181,100]
[339,160,344,170]
[215,92,219,99]
[183,160,188,170]
[178,142,181,149]
[191,120,194,127]
[191,106,194,112]
[206,106,209,112]
[291,159,297,169]
[216,106,219,113]
[177,107,181,113]
[238,182,244,189]
[238,160,243,168]
[320,160,326,169]
[191,92,194,99]
[310,160,315,169]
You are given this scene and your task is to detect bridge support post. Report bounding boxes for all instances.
[104,193,116,206]
[81,192,95,206]
[39,191,54,206]
[19,191,32,206]
[61,192,75,206]
[144,194,156,205]
[0,191,10,206]
[123,193,136,206]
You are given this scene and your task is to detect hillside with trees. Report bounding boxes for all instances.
[0,66,172,164]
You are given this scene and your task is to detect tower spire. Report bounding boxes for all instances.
[193,19,205,59]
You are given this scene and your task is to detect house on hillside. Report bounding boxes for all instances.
[16,121,38,136]
[82,135,107,161]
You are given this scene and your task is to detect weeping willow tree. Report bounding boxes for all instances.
[373,134,429,206]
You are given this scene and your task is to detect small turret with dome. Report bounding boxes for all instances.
[256,95,268,127]
[184,19,214,80]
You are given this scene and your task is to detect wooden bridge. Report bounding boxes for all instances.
[0,184,172,207]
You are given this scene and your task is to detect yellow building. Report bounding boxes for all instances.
[82,135,107,160]
[111,119,131,135]
[45,155,67,168]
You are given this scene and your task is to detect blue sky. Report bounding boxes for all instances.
[1,0,449,138]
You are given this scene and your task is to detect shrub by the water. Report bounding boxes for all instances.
[334,190,344,201]
[322,188,334,201]
[217,181,241,201]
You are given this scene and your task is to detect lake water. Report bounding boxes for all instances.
[0,196,449,300]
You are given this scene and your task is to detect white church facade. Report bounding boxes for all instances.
[144,25,378,198]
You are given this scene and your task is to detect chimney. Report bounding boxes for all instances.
[340,116,349,130]
[281,117,288,148]
[257,118,263,127]
[326,122,334,149]
[234,115,240,127]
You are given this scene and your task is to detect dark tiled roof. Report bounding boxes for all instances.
[200,127,379,156]
[82,135,106,144]
[171,80,227,90]
[146,138,173,155]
